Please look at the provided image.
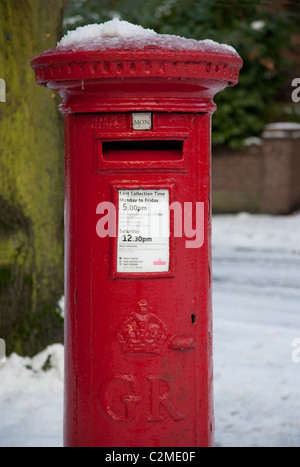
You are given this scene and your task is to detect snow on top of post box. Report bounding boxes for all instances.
[56,18,238,56]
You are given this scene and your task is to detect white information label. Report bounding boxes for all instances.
[117,189,170,273]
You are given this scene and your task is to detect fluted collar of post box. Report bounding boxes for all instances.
[31,19,243,88]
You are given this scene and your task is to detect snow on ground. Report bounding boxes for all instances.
[0,212,299,447]
[212,212,300,447]
[0,344,64,447]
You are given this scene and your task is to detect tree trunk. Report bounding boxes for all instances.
[0,0,65,356]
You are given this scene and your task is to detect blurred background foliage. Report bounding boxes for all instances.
[63,0,300,148]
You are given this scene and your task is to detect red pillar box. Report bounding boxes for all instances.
[31,19,242,448]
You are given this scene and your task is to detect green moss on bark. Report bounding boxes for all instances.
[0,0,64,356]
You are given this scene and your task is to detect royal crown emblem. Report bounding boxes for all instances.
[117,299,169,355]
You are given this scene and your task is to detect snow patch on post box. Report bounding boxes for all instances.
[57,17,239,55]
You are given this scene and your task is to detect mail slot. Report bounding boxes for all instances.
[31,20,242,448]
[101,140,183,161]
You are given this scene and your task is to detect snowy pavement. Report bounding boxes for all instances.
[212,213,300,447]
[0,213,299,447]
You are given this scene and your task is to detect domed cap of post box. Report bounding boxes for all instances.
[31,18,243,114]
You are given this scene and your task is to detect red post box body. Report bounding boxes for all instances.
[31,24,242,447]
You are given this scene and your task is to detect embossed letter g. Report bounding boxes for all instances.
[99,375,141,422]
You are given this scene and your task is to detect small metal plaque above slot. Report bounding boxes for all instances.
[132,112,152,131]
